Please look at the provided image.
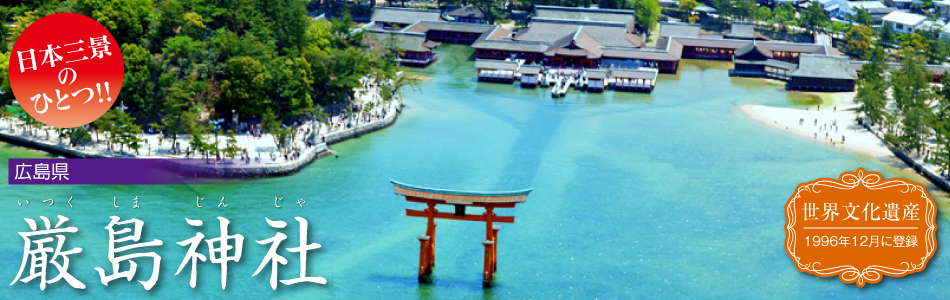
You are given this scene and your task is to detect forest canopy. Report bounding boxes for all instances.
[0,0,406,132]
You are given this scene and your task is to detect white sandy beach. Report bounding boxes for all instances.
[738,94,894,159]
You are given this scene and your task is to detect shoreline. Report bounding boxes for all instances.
[737,104,893,159]
[738,103,950,193]
[0,98,404,179]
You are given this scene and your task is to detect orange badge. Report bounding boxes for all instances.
[785,168,937,287]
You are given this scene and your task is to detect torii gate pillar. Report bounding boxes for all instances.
[392,180,531,287]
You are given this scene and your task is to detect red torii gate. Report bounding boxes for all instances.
[391,180,531,287]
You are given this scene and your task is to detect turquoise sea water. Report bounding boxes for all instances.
[1,44,948,299]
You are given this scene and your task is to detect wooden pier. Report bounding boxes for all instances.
[392,180,531,287]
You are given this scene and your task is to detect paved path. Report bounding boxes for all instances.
[0,77,400,171]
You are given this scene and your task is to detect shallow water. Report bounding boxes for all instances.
[0,44,947,298]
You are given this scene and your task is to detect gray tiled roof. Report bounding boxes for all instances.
[406,21,497,33]
[444,6,484,18]
[533,5,635,29]
[371,7,442,24]
[474,59,520,71]
[791,55,857,80]
[757,41,828,54]
[471,27,553,53]
[514,19,639,48]
[734,40,772,58]
[659,22,701,38]
[366,31,433,53]
[585,69,609,79]
[734,59,798,69]
[725,22,755,39]
[610,68,658,80]
[519,65,543,74]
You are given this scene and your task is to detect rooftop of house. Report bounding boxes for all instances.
[474,59,520,71]
[443,6,484,18]
[512,19,642,48]
[533,5,635,29]
[402,20,497,34]
[586,69,609,79]
[610,68,659,80]
[365,30,436,53]
[659,22,702,38]
[725,22,755,39]
[371,7,442,25]
[519,65,544,74]
[817,0,844,5]
[843,1,886,9]
[791,55,857,80]
[882,11,927,26]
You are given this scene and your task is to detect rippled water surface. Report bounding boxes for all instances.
[0,44,947,299]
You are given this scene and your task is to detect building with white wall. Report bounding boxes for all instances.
[881,11,927,34]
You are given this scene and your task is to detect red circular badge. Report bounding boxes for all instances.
[8,13,124,128]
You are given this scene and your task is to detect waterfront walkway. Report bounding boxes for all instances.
[0,80,404,177]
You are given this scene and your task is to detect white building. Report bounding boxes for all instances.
[889,0,923,9]
[836,1,885,20]
[881,11,927,34]
[940,23,950,39]
[816,0,847,15]
[936,0,950,20]
[809,0,848,9]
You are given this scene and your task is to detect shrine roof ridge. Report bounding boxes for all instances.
[390,180,533,197]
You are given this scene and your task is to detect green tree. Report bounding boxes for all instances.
[471,0,509,25]
[153,0,185,42]
[69,127,93,148]
[10,10,45,43]
[600,0,621,9]
[223,129,241,159]
[262,109,289,150]
[181,12,208,39]
[772,3,795,28]
[307,46,372,106]
[259,0,309,53]
[150,81,199,154]
[91,108,123,145]
[97,109,120,150]
[878,23,897,46]
[800,2,829,31]
[78,0,155,45]
[188,121,209,159]
[918,28,950,64]
[733,0,756,21]
[0,6,12,52]
[633,0,661,33]
[931,72,950,173]
[855,44,890,126]
[163,35,205,67]
[898,33,930,57]
[0,51,11,103]
[709,0,734,18]
[887,55,933,156]
[844,25,874,60]
[271,56,314,120]
[853,8,873,26]
[754,6,772,22]
[220,56,268,117]
[111,110,143,153]
[679,0,699,23]
[119,44,155,117]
